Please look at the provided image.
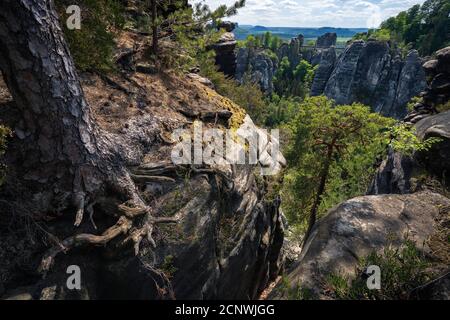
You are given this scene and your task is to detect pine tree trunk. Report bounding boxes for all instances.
[304,139,336,242]
[0,0,178,274]
[0,0,101,201]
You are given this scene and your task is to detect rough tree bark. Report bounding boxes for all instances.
[0,0,101,202]
[0,0,177,276]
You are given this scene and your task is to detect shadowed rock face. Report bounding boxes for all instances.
[100,165,285,300]
[271,192,450,299]
[278,35,304,67]
[310,47,337,96]
[312,40,427,119]
[316,32,337,48]
[405,46,450,124]
[370,109,450,197]
[213,32,238,77]
[236,48,277,93]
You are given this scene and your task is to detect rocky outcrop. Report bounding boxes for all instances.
[310,47,337,96]
[316,32,337,48]
[212,32,238,76]
[405,46,450,124]
[0,58,286,300]
[271,192,450,299]
[236,48,277,93]
[415,111,450,186]
[277,35,304,67]
[217,21,236,32]
[314,40,427,119]
[370,110,450,195]
[368,150,415,195]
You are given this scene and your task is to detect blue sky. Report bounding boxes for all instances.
[191,0,426,28]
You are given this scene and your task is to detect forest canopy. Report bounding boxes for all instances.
[353,0,450,55]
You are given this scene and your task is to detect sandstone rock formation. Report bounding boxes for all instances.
[405,46,450,124]
[370,114,450,196]
[277,35,304,67]
[312,40,427,119]
[271,192,450,299]
[236,48,277,93]
[316,32,337,48]
[212,32,238,77]
[310,47,337,96]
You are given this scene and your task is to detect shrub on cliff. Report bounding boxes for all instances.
[55,0,125,72]
[326,240,431,300]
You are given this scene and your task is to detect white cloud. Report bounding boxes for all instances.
[191,0,426,27]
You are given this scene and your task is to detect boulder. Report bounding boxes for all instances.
[271,192,450,299]
[423,59,438,78]
[217,21,236,32]
[187,73,215,89]
[430,73,450,94]
[436,46,450,74]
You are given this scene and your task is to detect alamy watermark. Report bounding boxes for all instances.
[66,265,81,290]
[66,5,81,30]
[366,265,381,290]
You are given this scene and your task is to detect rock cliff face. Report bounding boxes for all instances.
[315,40,427,119]
[405,46,450,124]
[310,48,337,96]
[0,35,286,299]
[272,191,450,299]
[316,32,337,48]
[236,48,277,93]
[273,46,450,301]
[233,36,427,119]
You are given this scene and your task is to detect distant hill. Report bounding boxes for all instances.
[249,25,269,32]
[234,25,368,41]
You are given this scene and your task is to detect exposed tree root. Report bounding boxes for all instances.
[39,216,132,274]
[38,163,227,279]
[39,202,179,275]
